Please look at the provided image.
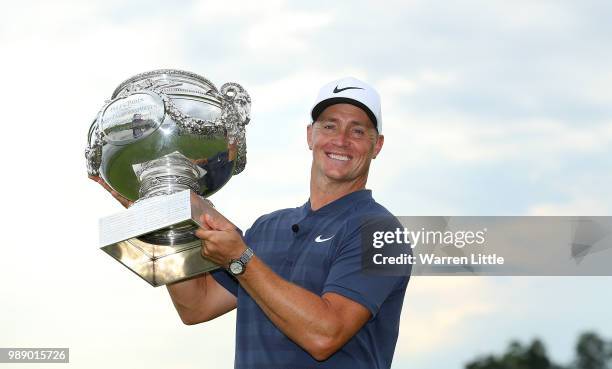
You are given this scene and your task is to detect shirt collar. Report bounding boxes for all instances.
[300,189,372,217]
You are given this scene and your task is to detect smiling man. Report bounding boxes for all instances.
[166,77,411,369]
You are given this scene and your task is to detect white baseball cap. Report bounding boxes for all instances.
[311,76,383,133]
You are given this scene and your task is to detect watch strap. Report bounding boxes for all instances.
[239,247,254,265]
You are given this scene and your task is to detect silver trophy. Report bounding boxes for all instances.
[86,69,251,286]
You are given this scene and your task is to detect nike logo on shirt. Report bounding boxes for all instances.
[315,235,334,243]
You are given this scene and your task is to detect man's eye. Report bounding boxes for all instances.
[353,129,365,136]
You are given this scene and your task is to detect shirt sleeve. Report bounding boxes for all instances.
[322,216,411,319]
[210,268,239,297]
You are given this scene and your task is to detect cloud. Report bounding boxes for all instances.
[528,173,612,215]
[410,117,611,164]
[249,69,338,114]
[529,200,611,216]
[190,0,333,58]
[396,277,496,356]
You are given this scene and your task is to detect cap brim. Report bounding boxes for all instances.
[311,97,379,132]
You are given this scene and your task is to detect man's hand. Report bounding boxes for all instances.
[195,214,246,268]
[88,175,133,208]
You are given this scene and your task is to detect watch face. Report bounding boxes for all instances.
[230,261,244,275]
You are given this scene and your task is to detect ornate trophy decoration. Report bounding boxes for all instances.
[86,69,251,286]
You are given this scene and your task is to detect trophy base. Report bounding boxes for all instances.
[99,190,220,286]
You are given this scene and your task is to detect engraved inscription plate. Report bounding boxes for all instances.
[99,190,192,247]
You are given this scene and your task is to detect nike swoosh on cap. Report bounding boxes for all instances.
[315,235,334,243]
[333,86,364,93]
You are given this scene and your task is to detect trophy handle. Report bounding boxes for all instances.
[85,117,103,176]
[219,82,251,127]
[217,83,251,175]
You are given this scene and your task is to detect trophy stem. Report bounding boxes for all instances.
[135,153,202,245]
[137,152,201,200]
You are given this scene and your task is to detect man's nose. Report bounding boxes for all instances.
[331,127,350,147]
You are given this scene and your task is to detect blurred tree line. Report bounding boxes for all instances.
[465,332,612,369]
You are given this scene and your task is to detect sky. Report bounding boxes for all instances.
[1,0,612,368]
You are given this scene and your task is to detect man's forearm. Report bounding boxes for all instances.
[166,274,208,325]
[167,273,237,325]
[236,256,362,360]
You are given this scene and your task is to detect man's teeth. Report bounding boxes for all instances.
[328,153,350,161]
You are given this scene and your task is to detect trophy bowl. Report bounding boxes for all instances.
[86,69,251,286]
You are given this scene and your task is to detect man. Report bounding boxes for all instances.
[94,77,410,368]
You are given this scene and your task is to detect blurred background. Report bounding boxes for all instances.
[1,0,611,368]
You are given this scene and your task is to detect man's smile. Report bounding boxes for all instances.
[326,152,352,161]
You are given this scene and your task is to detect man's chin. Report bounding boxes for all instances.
[322,171,355,183]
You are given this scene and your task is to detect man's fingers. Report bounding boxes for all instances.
[204,213,234,231]
[110,190,123,200]
[89,175,106,189]
[90,175,113,193]
[195,228,215,240]
[204,214,217,230]
[89,175,105,186]
[89,175,133,208]
[196,230,218,259]
[200,240,210,257]
[109,190,131,208]
[195,228,206,239]
[198,214,210,229]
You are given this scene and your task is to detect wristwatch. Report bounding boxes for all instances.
[228,247,254,276]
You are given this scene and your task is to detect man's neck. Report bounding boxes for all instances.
[309,177,367,211]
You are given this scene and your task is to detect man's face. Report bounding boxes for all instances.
[307,103,384,187]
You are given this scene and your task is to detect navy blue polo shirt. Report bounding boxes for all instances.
[211,190,410,369]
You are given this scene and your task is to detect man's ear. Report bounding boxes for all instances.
[307,123,313,150]
[373,134,384,159]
